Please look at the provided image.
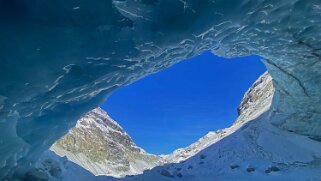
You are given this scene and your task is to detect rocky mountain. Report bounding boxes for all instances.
[163,72,274,164]
[2,0,321,179]
[51,108,163,178]
[119,73,321,180]
[34,71,321,180]
[235,72,274,125]
[49,72,274,178]
[35,72,273,180]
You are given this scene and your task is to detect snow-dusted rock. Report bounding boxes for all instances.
[119,71,321,180]
[36,71,321,180]
[45,71,273,179]
[163,72,274,164]
[1,0,321,179]
[235,72,274,125]
[51,108,162,178]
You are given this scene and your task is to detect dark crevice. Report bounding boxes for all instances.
[292,33,321,60]
[264,59,309,97]
[272,80,291,97]
[311,52,321,59]
[298,40,318,51]
[309,137,321,142]
[273,155,321,168]
[297,40,321,59]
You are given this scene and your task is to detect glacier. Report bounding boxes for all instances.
[0,0,321,179]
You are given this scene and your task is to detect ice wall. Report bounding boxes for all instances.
[0,0,320,179]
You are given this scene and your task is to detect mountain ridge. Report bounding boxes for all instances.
[51,108,163,178]
[33,71,321,180]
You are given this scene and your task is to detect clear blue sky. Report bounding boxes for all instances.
[101,51,266,155]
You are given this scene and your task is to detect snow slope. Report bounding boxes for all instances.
[44,73,274,179]
[119,72,321,181]
[125,112,321,181]
[34,71,321,180]
[162,130,228,164]
[163,72,274,164]
[1,0,321,179]
[51,108,163,178]
[35,115,321,181]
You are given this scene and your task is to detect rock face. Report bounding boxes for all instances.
[51,108,162,178]
[121,73,321,181]
[48,72,274,178]
[1,0,321,178]
[33,71,274,180]
[164,72,274,164]
[235,72,274,124]
[36,71,321,180]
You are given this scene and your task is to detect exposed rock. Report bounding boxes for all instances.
[163,72,274,164]
[159,169,173,178]
[246,166,255,173]
[0,0,321,179]
[230,164,239,170]
[265,166,280,173]
[176,173,183,178]
[51,108,163,178]
[35,72,321,180]
[236,72,274,124]
[200,154,206,159]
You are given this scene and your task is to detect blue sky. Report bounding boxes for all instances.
[101,51,266,154]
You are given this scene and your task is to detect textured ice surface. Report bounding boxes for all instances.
[35,72,321,180]
[0,0,321,179]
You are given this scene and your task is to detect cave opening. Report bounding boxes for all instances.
[1,0,321,179]
[100,51,266,154]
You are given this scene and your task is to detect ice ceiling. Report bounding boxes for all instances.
[0,0,320,179]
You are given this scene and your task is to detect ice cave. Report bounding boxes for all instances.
[0,0,321,180]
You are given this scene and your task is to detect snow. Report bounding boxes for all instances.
[50,108,162,178]
[163,72,273,164]
[1,0,321,179]
[126,118,321,181]
[35,71,321,181]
